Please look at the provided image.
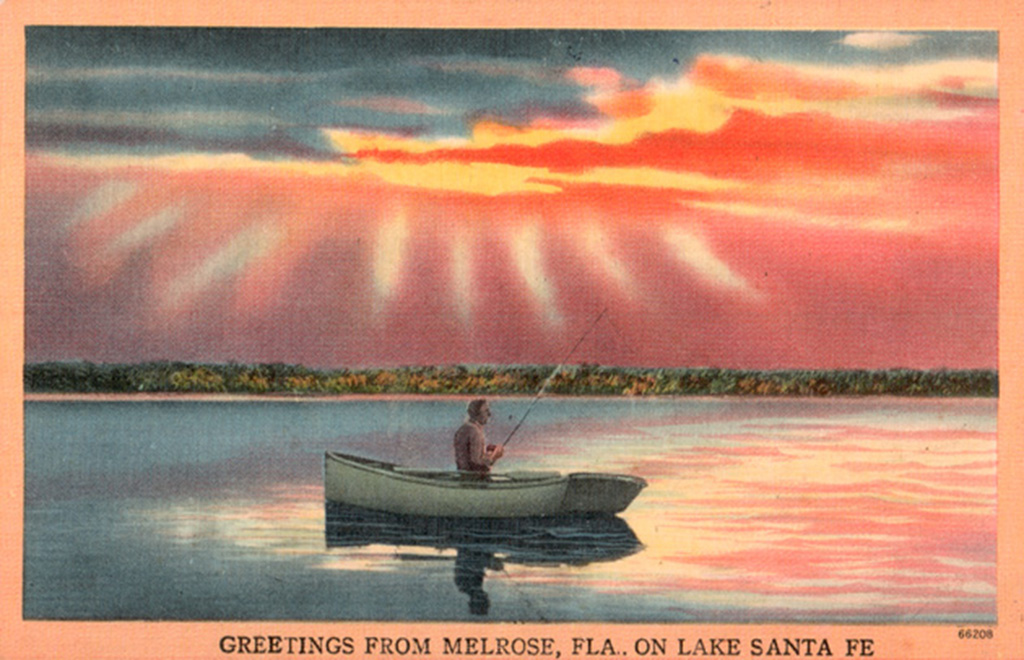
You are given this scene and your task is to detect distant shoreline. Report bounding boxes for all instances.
[23,392,999,403]
[23,362,999,398]
[23,392,485,402]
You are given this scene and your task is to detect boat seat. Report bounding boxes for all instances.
[390,466,560,482]
[499,471,562,481]
[391,467,461,479]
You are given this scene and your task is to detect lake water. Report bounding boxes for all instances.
[23,397,996,622]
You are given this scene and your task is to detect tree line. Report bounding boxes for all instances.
[23,362,998,397]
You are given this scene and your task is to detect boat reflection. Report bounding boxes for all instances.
[325,503,643,615]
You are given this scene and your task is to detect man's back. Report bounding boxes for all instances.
[454,421,488,473]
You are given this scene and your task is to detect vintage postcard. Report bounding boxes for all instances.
[1,1,1021,658]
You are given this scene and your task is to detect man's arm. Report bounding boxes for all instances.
[468,426,503,469]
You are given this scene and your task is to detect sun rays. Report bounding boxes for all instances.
[57,170,774,336]
[510,222,563,327]
[372,206,410,306]
[662,226,763,302]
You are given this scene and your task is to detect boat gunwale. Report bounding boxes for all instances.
[325,451,569,491]
[568,472,648,487]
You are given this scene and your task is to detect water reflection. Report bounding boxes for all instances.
[454,549,501,615]
[24,399,996,621]
[325,503,643,615]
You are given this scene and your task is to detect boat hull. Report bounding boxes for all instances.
[324,451,645,518]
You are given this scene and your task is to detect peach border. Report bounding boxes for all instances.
[1,1,1021,658]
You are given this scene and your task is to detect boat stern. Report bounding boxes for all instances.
[562,473,647,514]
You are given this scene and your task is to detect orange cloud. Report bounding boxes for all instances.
[319,55,995,226]
[691,55,867,102]
[589,88,655,119]
[689,55,997,113]
[565,66,626,90]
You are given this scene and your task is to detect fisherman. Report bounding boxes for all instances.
[454,399,504,475]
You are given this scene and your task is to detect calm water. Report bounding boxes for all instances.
[23,397,996,622]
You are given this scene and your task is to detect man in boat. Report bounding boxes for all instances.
[454,399,504,475]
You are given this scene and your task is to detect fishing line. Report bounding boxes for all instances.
[497,563,550,622]
[502,306,608,448]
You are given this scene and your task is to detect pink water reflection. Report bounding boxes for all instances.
[509,399,996,621]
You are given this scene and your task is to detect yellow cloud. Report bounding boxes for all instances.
[555,166,741,193]
[469,120,595,149]
[599,84,733,144]
[329,82,734,158]
[354,160,562,196]
[328,130,465,155]
[40,148,739,199]
[351,160,741,198]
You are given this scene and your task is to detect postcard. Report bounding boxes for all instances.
[1,1,1021,658]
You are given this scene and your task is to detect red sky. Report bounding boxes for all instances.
[25,35,998,369]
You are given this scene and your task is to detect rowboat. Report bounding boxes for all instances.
[324,451,646,518]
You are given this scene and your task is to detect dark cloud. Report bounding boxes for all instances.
[26,121,344,161]
[27,28,997,161]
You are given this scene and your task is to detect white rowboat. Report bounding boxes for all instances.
[324,451,646,518]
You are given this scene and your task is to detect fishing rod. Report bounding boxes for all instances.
[502,306,609,448]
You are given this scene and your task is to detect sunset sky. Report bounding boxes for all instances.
[24,28,998,369]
